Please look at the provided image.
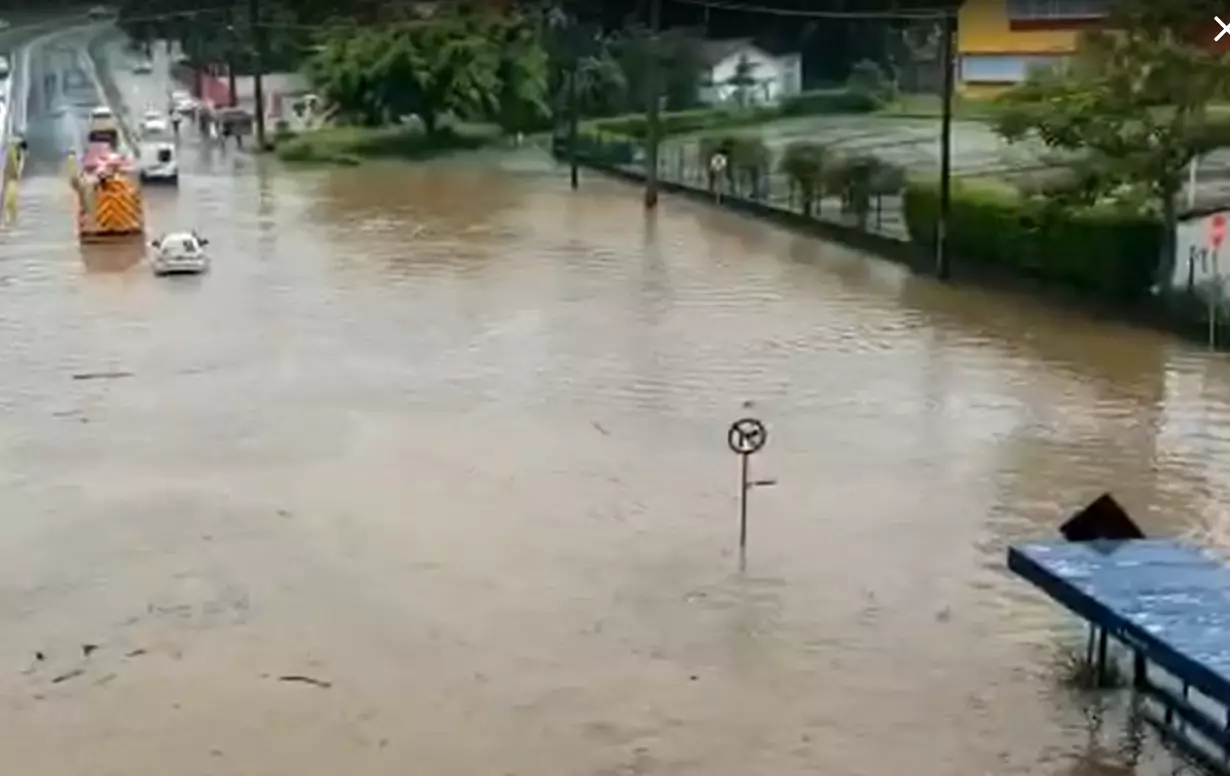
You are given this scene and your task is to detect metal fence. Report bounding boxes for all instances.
[562,133,912,242]
[654,144,910,239]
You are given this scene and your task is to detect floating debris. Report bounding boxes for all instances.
[51,668,85,684]
[277,674,332,689]
[72,370,133,381]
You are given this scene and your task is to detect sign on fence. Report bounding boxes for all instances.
[1174,209,1230,298]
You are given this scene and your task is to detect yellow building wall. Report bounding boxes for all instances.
[957,0,1092,96]
[958,0,1082,55]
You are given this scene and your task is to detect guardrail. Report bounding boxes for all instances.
[0,92,10,194]
[0,19,89,202]
[0,43,26,202]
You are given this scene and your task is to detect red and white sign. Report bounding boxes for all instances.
[1212,213,1226,248]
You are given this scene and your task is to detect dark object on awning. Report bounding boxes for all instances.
[1059,493,1145,542]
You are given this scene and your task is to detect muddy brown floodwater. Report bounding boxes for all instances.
[4,32,1230,776]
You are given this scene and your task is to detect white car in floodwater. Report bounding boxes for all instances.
[170,90,197,117]
[150,232,209,275]
[140,110,168,134]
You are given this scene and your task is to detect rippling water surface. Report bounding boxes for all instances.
[1,29,1229,776]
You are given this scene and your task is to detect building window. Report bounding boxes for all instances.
[1006,0,1109,20]
[960,54,1065,83]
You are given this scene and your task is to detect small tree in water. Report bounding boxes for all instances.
[726,54,760,109]
[779,140,828,216]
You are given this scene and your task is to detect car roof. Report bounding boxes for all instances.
[90,106,113,115]
[161,231,199,241]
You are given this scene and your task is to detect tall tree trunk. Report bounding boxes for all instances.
[1158,180,1179,293]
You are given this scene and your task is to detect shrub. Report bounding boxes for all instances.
[276,125,492,164]
[822,154,907,228]
[779,140,829,215]
[779,89,879,117]
[902,177,1162,301]
[565,131,637,165]
[845,59,897,107]
[695,134,771,199]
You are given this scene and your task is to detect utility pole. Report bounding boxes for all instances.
[248,0,268,149]
[935,6,956,280]
[643,0,661,209]
[226,16,238,108]
[568,63,579,189]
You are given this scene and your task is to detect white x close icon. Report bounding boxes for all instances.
[1217,15,1230,41]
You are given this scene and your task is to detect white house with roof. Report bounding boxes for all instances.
[697,39,802,107]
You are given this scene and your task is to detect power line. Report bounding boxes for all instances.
[111,7,431,32]
[110,6,234,23]
[667,0,950,20]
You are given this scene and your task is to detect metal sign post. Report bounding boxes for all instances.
[710,153,727,203]
[727,417,774,561]
[1210,214,1225,348]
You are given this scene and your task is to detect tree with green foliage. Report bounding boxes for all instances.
[491,15,550,134]
[612,24,706,113]
[305,7,551,138]
[543,8,626,124]
[726,54,760,109]
[993,0,1230,284]
[699,134,770,199]
[114,0,437,75]
[304,27,389,126]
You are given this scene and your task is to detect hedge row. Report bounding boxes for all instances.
[902,178,1162,301]
[585,88,878,141]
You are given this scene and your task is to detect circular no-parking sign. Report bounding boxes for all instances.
[727,417,767,455]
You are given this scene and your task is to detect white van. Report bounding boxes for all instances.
[139,141,177,184]
[88,105,116,133]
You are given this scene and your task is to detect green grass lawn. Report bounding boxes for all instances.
[660,112,1055,181]
[875,93,1003,121]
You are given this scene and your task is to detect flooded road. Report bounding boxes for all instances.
[3,27,1230,776]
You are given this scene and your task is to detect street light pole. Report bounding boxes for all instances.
[226,16,238,108]
[935,6,956,280]
[643,0,661,209]
[248,0,267,149]
[568,63,579,189]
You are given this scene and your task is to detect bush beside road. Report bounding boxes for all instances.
[903,177,1162,303]
[274,124,497,165]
